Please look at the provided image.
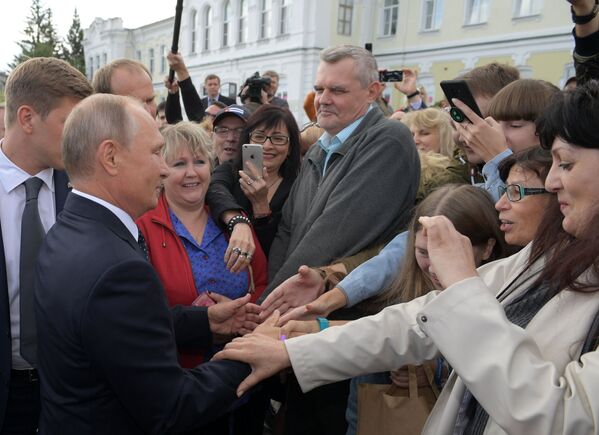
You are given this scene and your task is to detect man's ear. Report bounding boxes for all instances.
[16,105,35,134]
[367,81,384,103]
[96,140,121,176]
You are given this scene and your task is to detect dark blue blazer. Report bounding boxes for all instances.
[35,193,249,435]
[0,170,69,429]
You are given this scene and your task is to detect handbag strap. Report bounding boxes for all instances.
[422,363,441,399]
[407,365,418,398]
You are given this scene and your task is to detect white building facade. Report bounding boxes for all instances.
[84,0,574,123]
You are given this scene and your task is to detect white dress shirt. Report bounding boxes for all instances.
[71,190,139,241]
[0,140,55,369]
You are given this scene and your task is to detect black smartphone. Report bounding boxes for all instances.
[440,79,483,123]
[379,70,403,82]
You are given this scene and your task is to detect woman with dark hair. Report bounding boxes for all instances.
[206,104,301,256]
[495,147,556,247]
[215,82,599,434]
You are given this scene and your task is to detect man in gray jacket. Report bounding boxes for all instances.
[263,44,420,297]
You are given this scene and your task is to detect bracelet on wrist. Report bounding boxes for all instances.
[226,214,251,233]
[571,1,599,24]
[317,317,329,331]
[406,90,420,99]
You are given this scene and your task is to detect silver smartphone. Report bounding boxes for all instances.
[242,144,263,175]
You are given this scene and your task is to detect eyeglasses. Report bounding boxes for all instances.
[214,126,244,137]
[249,131,289,146]
[498,184,548,202]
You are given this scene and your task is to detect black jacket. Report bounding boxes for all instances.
[35,193,249,434]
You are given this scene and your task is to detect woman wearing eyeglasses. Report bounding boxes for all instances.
[207,105,301,256]
[495,148,555,247]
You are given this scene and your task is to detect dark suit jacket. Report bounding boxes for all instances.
[35,193,250,435]
[0,170,69,429]
[201,94,236,107]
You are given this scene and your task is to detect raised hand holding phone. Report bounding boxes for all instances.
[452,98,509,163]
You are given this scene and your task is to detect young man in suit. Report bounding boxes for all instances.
[202,74,236,107]
[35,94,256,435]
[0,57,93,435]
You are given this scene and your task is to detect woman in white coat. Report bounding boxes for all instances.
[216,81,599,435]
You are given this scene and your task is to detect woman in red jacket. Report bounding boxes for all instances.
[137,121,267,368]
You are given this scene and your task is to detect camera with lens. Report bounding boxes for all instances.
[241,71,272,104]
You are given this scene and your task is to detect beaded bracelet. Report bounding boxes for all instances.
[227,214,252,233]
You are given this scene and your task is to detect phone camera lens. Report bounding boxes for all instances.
[450,107,465,123]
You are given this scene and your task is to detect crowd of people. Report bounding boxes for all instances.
[1,0,599,434]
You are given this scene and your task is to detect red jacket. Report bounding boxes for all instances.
[136,194,267,367]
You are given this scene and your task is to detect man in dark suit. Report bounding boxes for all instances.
[35,94,255,435]
[201,74,237,107]
[0,57,93,434]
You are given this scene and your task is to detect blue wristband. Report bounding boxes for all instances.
[317,317,329,331]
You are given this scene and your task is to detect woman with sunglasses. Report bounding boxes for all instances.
[207,105,301,256]
[495,148,556,247]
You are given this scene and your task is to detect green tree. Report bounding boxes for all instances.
[62,8,86,74]
[11,0,60,68]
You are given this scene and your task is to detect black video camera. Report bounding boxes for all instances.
[379,70,403,82]
[242,72,271,104]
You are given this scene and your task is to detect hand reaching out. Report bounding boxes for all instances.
[207,293,262,337]
[259,265,325,321]
[213,312,291,396]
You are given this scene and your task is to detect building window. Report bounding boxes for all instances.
[223,0,232,46]
[422,0,443,30]
[337,0,353,35]
[260,0,272,39]
[381,0,399,36]
[238,0,248,43]
[465,0,490,25]
[279,0,291,35]
[102,53,107,65]
[95,56,100,71]
[149,48,155,74]
[89,57,94,78]
[203,6,212,51]
[191,10,198,53]
[161,45,166,73]
[513,0,541,17]
[136,50,142,60]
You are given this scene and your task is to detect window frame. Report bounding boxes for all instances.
[512,0,541,18]
[381,0,399,37]
[238,0,248,43]
[464,0,490,26]
[203,6,212,51]
[421,0,444,31]
[337,0,354,36]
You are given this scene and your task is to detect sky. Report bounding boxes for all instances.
[0,0,178,71]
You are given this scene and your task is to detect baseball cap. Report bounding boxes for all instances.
[213,104,250,125]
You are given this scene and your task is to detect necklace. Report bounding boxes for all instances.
[267,176,283,190]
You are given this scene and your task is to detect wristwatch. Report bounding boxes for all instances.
[571,0,599,24]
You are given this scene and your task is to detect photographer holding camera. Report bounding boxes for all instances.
[239,72,271,111]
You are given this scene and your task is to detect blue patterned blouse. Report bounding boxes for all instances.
[169,209,248,299]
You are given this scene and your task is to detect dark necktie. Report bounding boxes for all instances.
[19,177,45,365]
[137,230,149,261]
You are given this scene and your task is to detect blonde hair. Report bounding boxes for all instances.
[402,108,455,158]
[161,122,215,170]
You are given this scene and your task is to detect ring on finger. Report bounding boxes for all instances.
[247,179,254,186]
[232,247,242,255]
